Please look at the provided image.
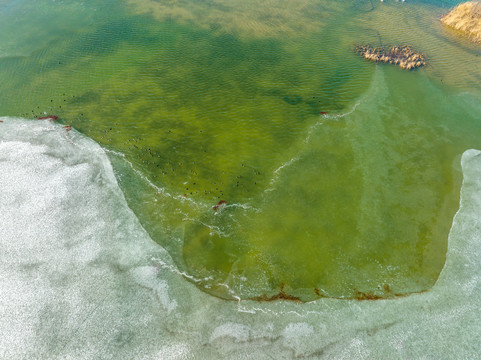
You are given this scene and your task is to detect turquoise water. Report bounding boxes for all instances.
[0,0,480,302]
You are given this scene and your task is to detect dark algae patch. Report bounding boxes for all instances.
[0,0,481,302]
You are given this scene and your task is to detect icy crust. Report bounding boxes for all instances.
[1,118,481,359]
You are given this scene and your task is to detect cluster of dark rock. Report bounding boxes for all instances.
[356,45,427,70]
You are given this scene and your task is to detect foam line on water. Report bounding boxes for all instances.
[151,256,214,284]
[106,147,207,210]
[107,148,259,216]
[263,97,362,193]
[264,76,370,194]
[2,117,481,359]
[264,155,301,193]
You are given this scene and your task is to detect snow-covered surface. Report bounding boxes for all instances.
[1,117,481,359]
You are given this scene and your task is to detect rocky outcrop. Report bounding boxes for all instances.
[356,45,427,70]
[441,1,481,43]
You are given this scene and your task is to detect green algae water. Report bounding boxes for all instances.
[0,0,480,301]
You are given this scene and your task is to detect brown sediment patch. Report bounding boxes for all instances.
[354,291,384,301]
[213,200,227,212]
[37,115,59,121]
[250,283,302,302]
[247,283,416,303]
[353,284,415,301]
[356,45,427,70]
[126,0,336,39]
[251,292,302,302]
[441,1,481,43]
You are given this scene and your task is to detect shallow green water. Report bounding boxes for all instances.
[0,0,480,301]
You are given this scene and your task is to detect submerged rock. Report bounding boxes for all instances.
[356,45,427,70]
[441,1,481,43]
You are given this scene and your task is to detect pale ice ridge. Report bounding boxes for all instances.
[1,117,481,359]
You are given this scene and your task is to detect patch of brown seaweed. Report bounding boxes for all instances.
[249,283,302,302]
[356,45,427,70]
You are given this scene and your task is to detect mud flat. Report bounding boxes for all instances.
[441,1,481,43]
[356,45,426,70]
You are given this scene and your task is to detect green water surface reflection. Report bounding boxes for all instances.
[0,0,480,300]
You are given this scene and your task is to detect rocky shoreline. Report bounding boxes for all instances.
[441,1,481,43]
[356,45,427,70]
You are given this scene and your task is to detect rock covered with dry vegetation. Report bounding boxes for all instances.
[356,45,427,70]
[441,1,481,43]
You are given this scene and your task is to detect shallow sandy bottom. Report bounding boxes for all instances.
[1,118,481,359]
